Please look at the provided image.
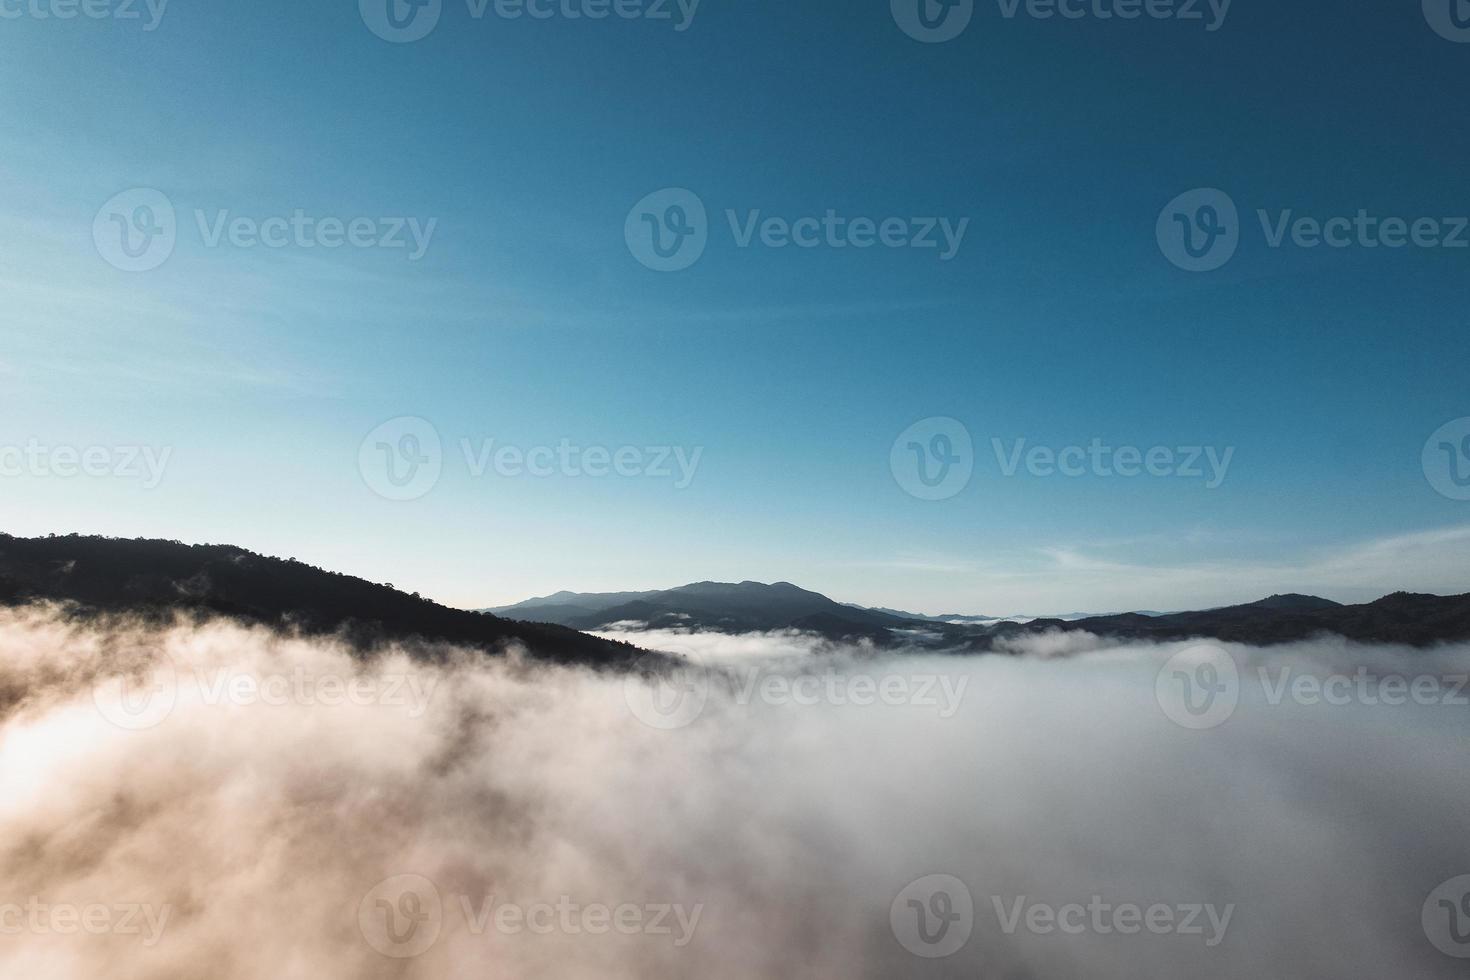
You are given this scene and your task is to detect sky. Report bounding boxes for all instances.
[3,0,1470,614]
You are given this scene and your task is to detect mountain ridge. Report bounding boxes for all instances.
[493,579,1470,648]
[0,534,645,668]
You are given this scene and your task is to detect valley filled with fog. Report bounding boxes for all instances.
[1,606,1466,978]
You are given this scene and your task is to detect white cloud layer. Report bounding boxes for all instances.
[1,606,1467,978]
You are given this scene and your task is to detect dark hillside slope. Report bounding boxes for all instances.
[0,534,643,667]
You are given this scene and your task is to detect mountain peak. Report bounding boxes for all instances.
[1247,593,1343,611]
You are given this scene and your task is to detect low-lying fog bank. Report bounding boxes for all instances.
[1,605,1467,978]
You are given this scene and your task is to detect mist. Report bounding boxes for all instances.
[1,604,1467,978]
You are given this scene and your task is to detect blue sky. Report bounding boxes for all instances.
[3,0,1470,613]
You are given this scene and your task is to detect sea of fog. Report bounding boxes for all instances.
[0,605,1467,978]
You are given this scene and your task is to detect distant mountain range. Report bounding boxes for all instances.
[0,535,642,667]
[492,582,1470,649]
[488,581,910,643]
[6,535,1467,658]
